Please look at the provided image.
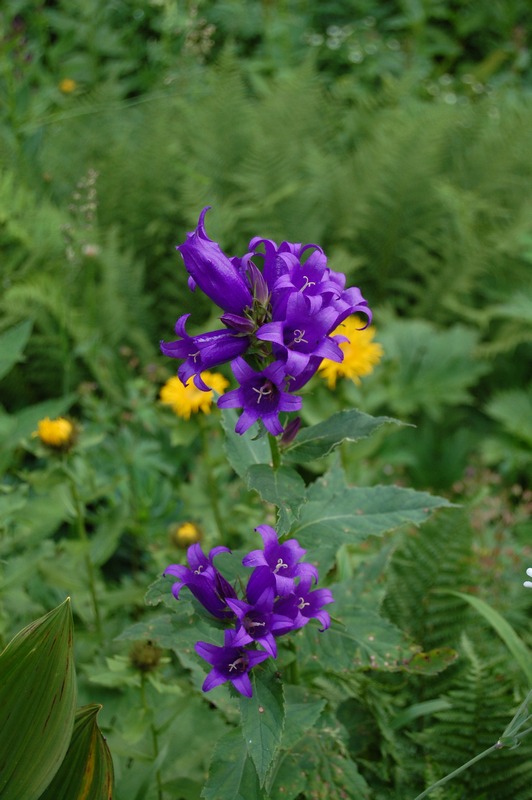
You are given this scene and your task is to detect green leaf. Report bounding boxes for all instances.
[291,463,454,574]
[449,591,532,685]
[485,385,532,447]
[221,408,270,478]
[38,704,114,800]
[401,647,458,675]
[202,730,264,800]
[246,464,306,532]
[390,699,453,731]
[0,599,77,800]
[283,408,402,463]
[240,668,285,786]
[280,686,326,751]
[0,319,32,381]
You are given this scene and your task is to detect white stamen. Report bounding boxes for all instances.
[292,329,308,344]
[252,385,273,404]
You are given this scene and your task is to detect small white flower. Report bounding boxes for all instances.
[523,567,532,588]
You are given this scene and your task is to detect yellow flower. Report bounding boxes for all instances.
[318,316,384,389]
[159,371,229,420]
[169,521,203,549]
[59,78,77,94]
[36,417,75,449]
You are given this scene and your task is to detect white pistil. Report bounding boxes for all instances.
[228,657,245,672]
[252,385,273,404]
[297,597,310,610]
[190,350,200,362]
[301,275,316,290]
[193,565,204,575]
[273,558,289,574]
[248,621,266,628]
[292,329,308,344]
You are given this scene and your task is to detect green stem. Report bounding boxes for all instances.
[141,674,164,800]
[199,417,224,537]
[412,742,503,800]
[268,434,281,471]
[66,469,103,638]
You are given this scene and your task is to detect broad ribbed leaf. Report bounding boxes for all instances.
[291,463,453,574]
[240,669,285,786]
[38,704,114,800]
[284,409,401,463]
[221,408,270,478]
[0,599,77,800]
[202,730,264,800]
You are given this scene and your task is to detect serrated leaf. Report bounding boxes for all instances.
[0,599,77,800]
[246,464,306,532]
[144,576,177,609]
[202,730,264,800]
[280,686,326,751]
[291,463,454,574]
[221,408,270,478]
[284,409,402,463]
[0,319,32,381]
[240,668,285,786]
[38,704,114,800]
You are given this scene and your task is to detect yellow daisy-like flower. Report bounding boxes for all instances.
[169,521,203,549]
[59,78,77,93]
[160,371,229,420]
[36,417,75,449]
[318,315,384,389]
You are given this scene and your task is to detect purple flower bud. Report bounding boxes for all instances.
[177,207,253,315]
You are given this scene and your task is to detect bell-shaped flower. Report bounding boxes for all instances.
[217,358,301,436]
[164,544,237,619]
[242,525,318,596]
[227,568,297,657]
[274,575,335,632]
[177,207,253,314]
[161,314,249,391]
[195,630,270,697]
[255,292,345,377]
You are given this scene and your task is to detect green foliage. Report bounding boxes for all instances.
[1,4,531,798]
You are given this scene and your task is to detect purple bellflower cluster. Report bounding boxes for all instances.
[164,525,334,697]
[161,207,372,435]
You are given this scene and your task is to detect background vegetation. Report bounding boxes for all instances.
[1,1,531,798]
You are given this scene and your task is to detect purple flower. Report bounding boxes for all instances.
[242,525,318,596]
[162,207,374,435]
[177,207,253,315]
[195,630,270,697]
[160,313,248,390]
[217,358,302,435]
[256,292,345,377]
[227,568,296,657]
[274,576,335,632]
[164,544,237,619]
